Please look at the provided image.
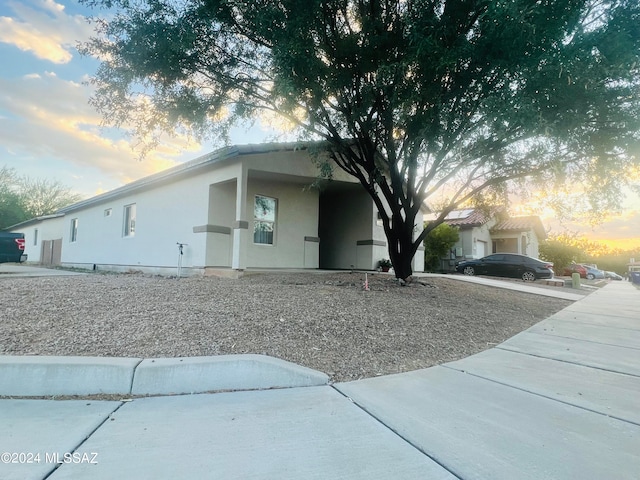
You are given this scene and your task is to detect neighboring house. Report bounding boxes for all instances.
[8,213,66,266]
[427,208,546,272]
[9,142,424,276]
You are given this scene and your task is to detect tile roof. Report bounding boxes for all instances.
[440,209,547,240]
[442,209,492,227]
[491,215,547,240]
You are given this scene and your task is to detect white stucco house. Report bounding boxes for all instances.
[426,208,547,272]
[10,142,424,276]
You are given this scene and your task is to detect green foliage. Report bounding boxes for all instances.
[539,239,583,274]
[540,233,640,274]
[80,0,640,279]
[594,251,640,274]
[423,223,460,272]
[0,167,28,230]
[378,258,392,269]
[0,166,82,230]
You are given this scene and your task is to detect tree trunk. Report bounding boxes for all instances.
[387,215,417,281]
[391,249,414,281]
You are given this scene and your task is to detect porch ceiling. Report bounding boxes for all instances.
[248,169,360,191]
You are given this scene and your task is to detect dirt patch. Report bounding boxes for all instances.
[0,272,573,382]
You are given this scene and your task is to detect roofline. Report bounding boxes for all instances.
[4,213,66,231]
[58,141,320,214]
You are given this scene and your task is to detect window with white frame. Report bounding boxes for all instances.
[70,218,78,243]
[123,204,136,237]
[253,195,276,245]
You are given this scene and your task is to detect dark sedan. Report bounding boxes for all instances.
[455,253,554,282]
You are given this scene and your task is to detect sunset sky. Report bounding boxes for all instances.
[1,0,639,251]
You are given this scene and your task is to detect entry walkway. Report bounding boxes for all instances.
[1,282,638,479]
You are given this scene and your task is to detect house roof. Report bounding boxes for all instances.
[491,215,547,240]
[58,141,319,214]
[5,213,65,231]
[439,208,547,240]
[441,209,492,228]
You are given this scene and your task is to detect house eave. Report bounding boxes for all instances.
[5,213,66,231]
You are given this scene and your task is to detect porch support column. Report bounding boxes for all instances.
[232,167,249,270]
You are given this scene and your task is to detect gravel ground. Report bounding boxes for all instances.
[0,271,573,382]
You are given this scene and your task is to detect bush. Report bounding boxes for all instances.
[424,223,460,272]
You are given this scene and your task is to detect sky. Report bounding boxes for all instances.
[1,0,639,251]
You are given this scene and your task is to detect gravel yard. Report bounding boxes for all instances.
[0,271,573,382]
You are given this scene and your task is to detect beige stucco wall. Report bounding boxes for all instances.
[491,229,541,258]
[244,178,319,268]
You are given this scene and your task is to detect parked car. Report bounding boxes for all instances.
[605,271,623,281]
[0,232,27,263]
[455,253,554,281]
[584,266,605,280]
[563,263,588,278]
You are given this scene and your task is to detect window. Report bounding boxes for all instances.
[70,218,78,243]
[253,195,276,245]
[33,228,38,246]
[123,204,136,237]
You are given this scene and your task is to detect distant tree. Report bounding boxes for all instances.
[0,166,82,230]
[0,167,28,229]
[16,177,82,219]
[594,250,639,274]
[541,232,640,274]
[423,223,459,272]
[81,0,640,280]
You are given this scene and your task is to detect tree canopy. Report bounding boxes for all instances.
[81,0,640,279]
[0,166,82,230]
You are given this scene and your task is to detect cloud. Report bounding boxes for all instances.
[0,72,201,186]
[0,0,94,64]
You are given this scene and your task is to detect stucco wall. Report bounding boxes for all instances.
[61,174,210,271]
[204,181,236,267]
[11,216,66,263]
[491,229,541,258]
[55,152,325,273]
[244,179,319,268]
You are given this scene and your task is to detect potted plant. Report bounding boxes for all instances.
[378,259,392,272]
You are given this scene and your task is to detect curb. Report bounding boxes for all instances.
[131,355,330,395]
[0,354,329,397]
[0,356,140,396]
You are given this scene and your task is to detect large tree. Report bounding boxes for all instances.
[81,0,640,280]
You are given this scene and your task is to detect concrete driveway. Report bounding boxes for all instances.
[0,264,85,278]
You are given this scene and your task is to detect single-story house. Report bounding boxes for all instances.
[428,208,547,271]
[9,142,424,276]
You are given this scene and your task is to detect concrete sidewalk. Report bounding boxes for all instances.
[417,271,587,301]
[1,282,638,479]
